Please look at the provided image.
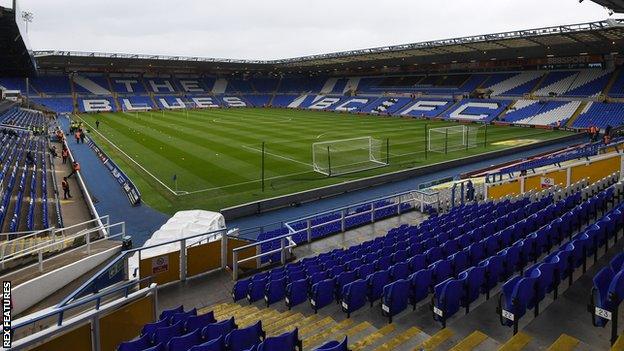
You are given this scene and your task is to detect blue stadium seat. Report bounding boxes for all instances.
[265,277,287,306]
[248,277,268,303]
[233,279,252,301]
[189,335,225,351]
[367,270,390,306]
[168,329,202,351]
[314,337,348,351]
[202,317,237,342]
[310,279,335,312]
[286,279,309,309]
[410,268,433,308]
[225,321,265,351]
[341,279,368,318]
[159,305,184,321]
[433,277,464,327]
[171,308,197,325]
[186,311,216,333]
[118,334,151,351]
[153,321,184,346]
[390,262,410,281]
[381,279,410,323]
[141,319,169,336]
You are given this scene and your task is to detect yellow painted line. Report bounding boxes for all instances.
[299,316,335,337]
[273,314,321,336]
[350,324,396,351]
[266,313,304,335]
[259,310,293,328]
[416,328,454,351]
[450,331,489,351]
[546,334,580,351]
[498,332,533,351]
[373,326,422,351]
[345,322,374,337]
[198,302,231,315]
[304,319,354,349]
[612,334,624,351]
[239,309,279,328]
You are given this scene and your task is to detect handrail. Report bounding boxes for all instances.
[231,188,440,279]
[58,227,227,307]
[12,276,153,332]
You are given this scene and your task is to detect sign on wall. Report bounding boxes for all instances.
[152,256,169,274]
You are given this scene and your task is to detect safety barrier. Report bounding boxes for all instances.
[10,278,157,351]
[486,152,624,200]
[0,216,121,273]
[231,189,440,280]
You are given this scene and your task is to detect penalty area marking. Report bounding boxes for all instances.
[241,145,312,167]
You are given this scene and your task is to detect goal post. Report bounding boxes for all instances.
[121,103,152,117]
[428,125,479,154]
[312,136,388,176]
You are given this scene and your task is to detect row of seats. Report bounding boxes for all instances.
[0,130,50,233]
[233,192,550,321]
[433,178,617,330]
[118,304,342,351]
[256,200,412,264]
[0,107,47,130]
[501,179,621,334]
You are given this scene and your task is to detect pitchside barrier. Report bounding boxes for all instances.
[486,152,624,200]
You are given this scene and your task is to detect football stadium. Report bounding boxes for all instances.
[3,0,624,349]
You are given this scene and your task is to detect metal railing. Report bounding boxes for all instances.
[10,279,157,350]
[59,227,227,307]
[0,219,123,273]
[231,188,439,280]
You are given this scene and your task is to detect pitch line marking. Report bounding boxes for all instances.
[241,145,312,167]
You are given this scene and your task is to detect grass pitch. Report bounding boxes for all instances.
[77,108,572,214]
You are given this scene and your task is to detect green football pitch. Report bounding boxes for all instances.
[76,108,572,214]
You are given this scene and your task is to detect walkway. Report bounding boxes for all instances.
[60,116,169,246]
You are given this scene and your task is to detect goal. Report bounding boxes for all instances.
[121,103,152,117]
[312,137,388,176]
[428,125,478,153]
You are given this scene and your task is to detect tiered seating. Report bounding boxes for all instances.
[572,102,624,129]
[234,195,547,321]
[564,69,613,97]
[117,305,302,351]
[533,71,578,97]
[485,72,544,96]
[244,95,272,107]
[399,99,453,118]
[359,97,412,115]
[513,101,581,126]
[499,176,621,333]
[30,76,72,95]
[30,97,74,114]
[442,99,510,122]
[609,70,624,98]
[0,108,46,130]
[0,128,51,232]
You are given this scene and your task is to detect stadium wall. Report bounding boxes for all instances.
[221,133,584,219]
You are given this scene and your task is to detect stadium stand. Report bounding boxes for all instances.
[572,102,624,129]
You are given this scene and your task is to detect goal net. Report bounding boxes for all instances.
[121,103,152,117]
[428,125,478,153]
[312,136,388,176]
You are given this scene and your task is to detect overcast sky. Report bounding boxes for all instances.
[6,0,622,60]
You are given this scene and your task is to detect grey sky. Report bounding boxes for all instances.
[10,0,622,60]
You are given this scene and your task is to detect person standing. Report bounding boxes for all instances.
[74,130,80,144]
[80,129,86,144]
[62,177,71,199]
[96,120,100,129]
[61,147,69,164]
[67,161,80,178]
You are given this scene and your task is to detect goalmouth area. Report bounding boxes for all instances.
[76,108,574,214]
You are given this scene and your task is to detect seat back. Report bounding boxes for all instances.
[186,311,216,333]
[202,317,237,342]
[367,270,390,303]
[167,329,202,351]
[226,321,264,351]
[257,328,299,351]
[382,279,410,317]
[188,335,225,351]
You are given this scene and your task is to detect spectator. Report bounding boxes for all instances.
[61,147,69,164]
[26,151,34,165]
[62,177,71,199]
[49,145,58,158]
[67,161,80,178]
[80,129,86,144]
[74,130,80,144]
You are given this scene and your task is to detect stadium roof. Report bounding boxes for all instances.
[33,19,624,74]
[0,4,37,76]
[590,0,624,13]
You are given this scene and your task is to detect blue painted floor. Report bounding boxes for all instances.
[61,117,169,246]
[228,137,584,237]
